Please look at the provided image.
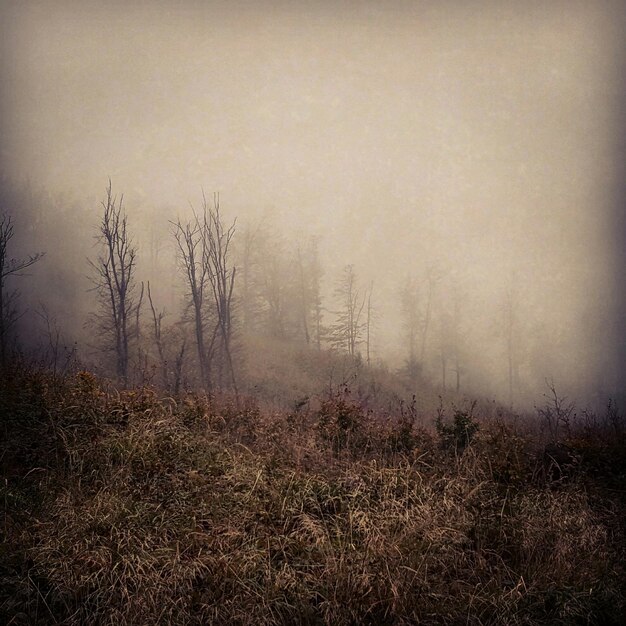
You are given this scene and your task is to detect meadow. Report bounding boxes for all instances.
[1,360,624,624]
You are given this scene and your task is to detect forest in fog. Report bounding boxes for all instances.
[2,168,611,405]
[0,161,623,410]
[1,1,625,409]
[2,3,626,625]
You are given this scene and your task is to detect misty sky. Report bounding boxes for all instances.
[1,0,624,402]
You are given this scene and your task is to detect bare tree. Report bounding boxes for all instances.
[172,333,187,395]
[330,265,366,357]
[146,281,189,394]
[498,269,527,406]
[171,192,237,392]
[296,245,311,345]
[35,303,79,375]
[502,283,519,406]
[365,281,374,366]
[399,273,423,383]
[240,223,263,333]
[172,209,214,388]
[0,213,44,366]
[538,378,575,442]
[312,251,324,351]
[147,281,168,388]
[419,264,441,364]
[239,218,287,340]
[205,193,237,393]
[295,237,324,348]
[261,240,288,339]
[434,275,465,393]
[400,274,419,358]
[239,224,324,348]
[400,267,446,386]
[88,181,139,385]
[437,309,454,391]
[451,286,463,392]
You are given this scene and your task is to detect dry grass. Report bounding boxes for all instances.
[1,364,625,624]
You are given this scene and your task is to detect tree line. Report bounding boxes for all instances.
[0,179,529,403]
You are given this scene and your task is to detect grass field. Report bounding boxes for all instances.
[1,364,625,624]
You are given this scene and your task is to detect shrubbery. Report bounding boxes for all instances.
[435,402,480,451]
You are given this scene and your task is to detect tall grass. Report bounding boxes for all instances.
[1,364,624,624]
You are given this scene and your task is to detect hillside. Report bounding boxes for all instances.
[238,335,445,416]
[1,362,625,625]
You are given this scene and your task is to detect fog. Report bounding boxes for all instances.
[1,0,624,406]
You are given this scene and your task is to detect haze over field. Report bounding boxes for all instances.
[1,0,624,405]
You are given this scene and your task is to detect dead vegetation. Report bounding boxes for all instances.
[1,363,625,624]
